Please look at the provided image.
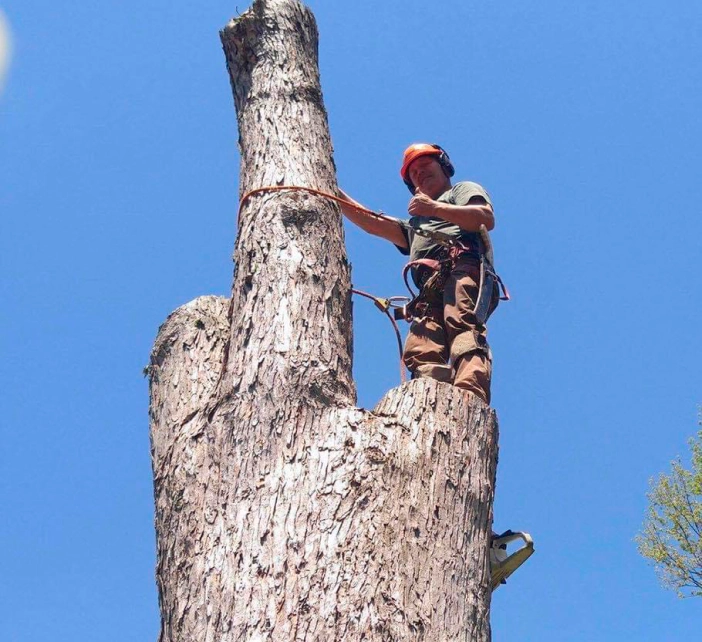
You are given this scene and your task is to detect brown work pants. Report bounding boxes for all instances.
[403,256,496,404]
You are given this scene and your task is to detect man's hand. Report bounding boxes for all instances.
[408,189,439,217]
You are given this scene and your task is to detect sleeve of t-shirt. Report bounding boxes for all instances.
[394,220,412,256]
[451,181,492,207]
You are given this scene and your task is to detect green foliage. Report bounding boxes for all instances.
[637,428,702,597]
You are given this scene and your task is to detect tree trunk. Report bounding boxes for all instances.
[148,1,498,640]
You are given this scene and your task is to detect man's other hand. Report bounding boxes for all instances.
[408,190,438,217]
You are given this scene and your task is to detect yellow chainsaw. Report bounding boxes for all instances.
[490,530,535,591]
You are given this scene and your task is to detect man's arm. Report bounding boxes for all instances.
[408,191,495,231]
[338,189,409,249]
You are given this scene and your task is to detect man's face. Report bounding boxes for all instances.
[408,155,451,198]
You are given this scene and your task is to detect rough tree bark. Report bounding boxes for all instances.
[148,1,499,640]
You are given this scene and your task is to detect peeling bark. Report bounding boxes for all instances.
[148,2,498,640]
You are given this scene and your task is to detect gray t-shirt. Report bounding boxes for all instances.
[397,181,492,265]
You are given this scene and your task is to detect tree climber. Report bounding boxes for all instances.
[339,143,504,404]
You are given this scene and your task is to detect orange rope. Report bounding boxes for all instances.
[238,184,388,220]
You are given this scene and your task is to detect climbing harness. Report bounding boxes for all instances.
[397,224,510,326]
[490,530,535,590]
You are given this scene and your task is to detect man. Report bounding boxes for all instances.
[339,143,500,404]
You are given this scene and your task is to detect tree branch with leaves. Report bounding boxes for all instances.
[637,426,702,598]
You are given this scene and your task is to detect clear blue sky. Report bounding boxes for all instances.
[2,1,700,640]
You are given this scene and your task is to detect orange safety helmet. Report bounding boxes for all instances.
[400,143,455,193]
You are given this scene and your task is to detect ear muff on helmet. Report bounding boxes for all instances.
[432,144,455,178]
[400,143,455,193]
